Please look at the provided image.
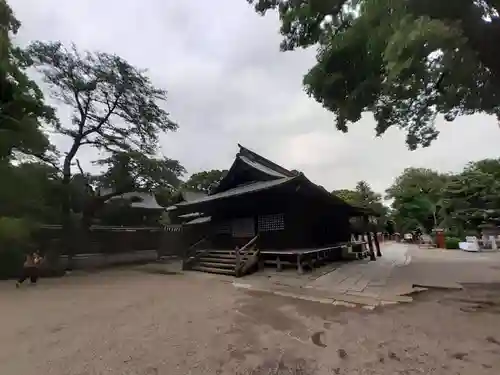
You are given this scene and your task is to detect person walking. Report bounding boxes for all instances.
[16,251,42,288]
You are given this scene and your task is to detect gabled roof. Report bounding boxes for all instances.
[105,191,164,210]
[181,190,207,202]
[176,176,297,208]
[172,144,371,217]
[212,144,296,194]
[237,144,296,178]
[166,190,208,211]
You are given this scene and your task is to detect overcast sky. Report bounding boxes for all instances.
[11,0,500,195]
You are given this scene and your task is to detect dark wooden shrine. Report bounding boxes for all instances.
[169,145,380,275]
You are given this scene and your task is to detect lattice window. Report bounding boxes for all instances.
[258,214,285,232]
[231,218,255,238]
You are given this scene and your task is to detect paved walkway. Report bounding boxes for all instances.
[237,242,500,308]
[307,242,410,293]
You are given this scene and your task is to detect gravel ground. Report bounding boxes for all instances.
[2,263,500,375]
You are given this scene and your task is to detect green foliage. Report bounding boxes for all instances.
[354,181,387,217]
[96,152,185,193]
[332,189,359,205]
[445,237,461,250]
[25,41,179,251]
[0,216,34,242]
[64,152,185,227]
[0,161,62,223]
[182,170,228,194]
[441,159,500,233]
[333,182,387,231]
[25,42,178,157]
[0,246,24,279]
[388,160,500,235]
[248,0,500,149]
[0,217,34,279]
[386,168,449,233]
[0,1,56,161]
[333,182,386,216]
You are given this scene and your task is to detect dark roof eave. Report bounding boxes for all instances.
[302,178,376,216]
[175,176,299,212]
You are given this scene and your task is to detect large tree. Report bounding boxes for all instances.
[0,1,56,161]
[95,152,185,194]
[441,159,500,234]
[182,169,228,194]
[333,182,386,216]
[355,181,387,218]
[248,0,500,149]
[386,168,449,233]
[26,42,178,253]
[332,188,359,205]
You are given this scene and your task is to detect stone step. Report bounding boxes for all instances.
[191,266,236,276]
[199,253,236,260]
[196,249,235,255]
[199,257,236,264]
[198,261,235,269]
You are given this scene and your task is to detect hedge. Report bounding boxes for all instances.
[0,217,34,279]
[445,237,461,250]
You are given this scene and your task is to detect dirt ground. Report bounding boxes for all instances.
[2,263,500,375]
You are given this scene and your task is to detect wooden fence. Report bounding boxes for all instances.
[36,225,185,257]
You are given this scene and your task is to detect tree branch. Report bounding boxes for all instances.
[74,90,85,121]
[81,93,121,138]
[75,158,85,176]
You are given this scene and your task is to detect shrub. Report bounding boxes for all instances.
[445,237,461,250]
[0,246,25,279]
[0,217,36,279]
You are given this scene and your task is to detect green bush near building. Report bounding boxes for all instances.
[445,237,461,250]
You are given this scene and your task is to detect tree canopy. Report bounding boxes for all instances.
[0,162,62,223]
[248,0,500,149]
[386,168,449,233]
[333,181,387,217]
[441,159,500,233]
[25,41,179,238]
[386,160,500,236]
[331,189,359,206]
[95,152,185,194]
[182,170,228,194]
[0,0,56,161]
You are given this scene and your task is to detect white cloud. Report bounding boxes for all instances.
[10,0,500,195]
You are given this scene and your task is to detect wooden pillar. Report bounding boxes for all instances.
[373,231,382,257]
[235,246,241,276]
[364,215,376,261]
[258,257,265,271]
[366,232,376,261]
[297,254,304,274]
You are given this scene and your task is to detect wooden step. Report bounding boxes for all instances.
[199,253,236,260]
[196,249,235,255]
[191,266,236,276]
[199,257,236,264]
[198,261,235,269]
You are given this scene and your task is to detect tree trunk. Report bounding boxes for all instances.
[61,140,80,270]
[61,171,74,270]
[432,210,438,229]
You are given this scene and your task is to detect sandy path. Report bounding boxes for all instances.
[1,264,500,374]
